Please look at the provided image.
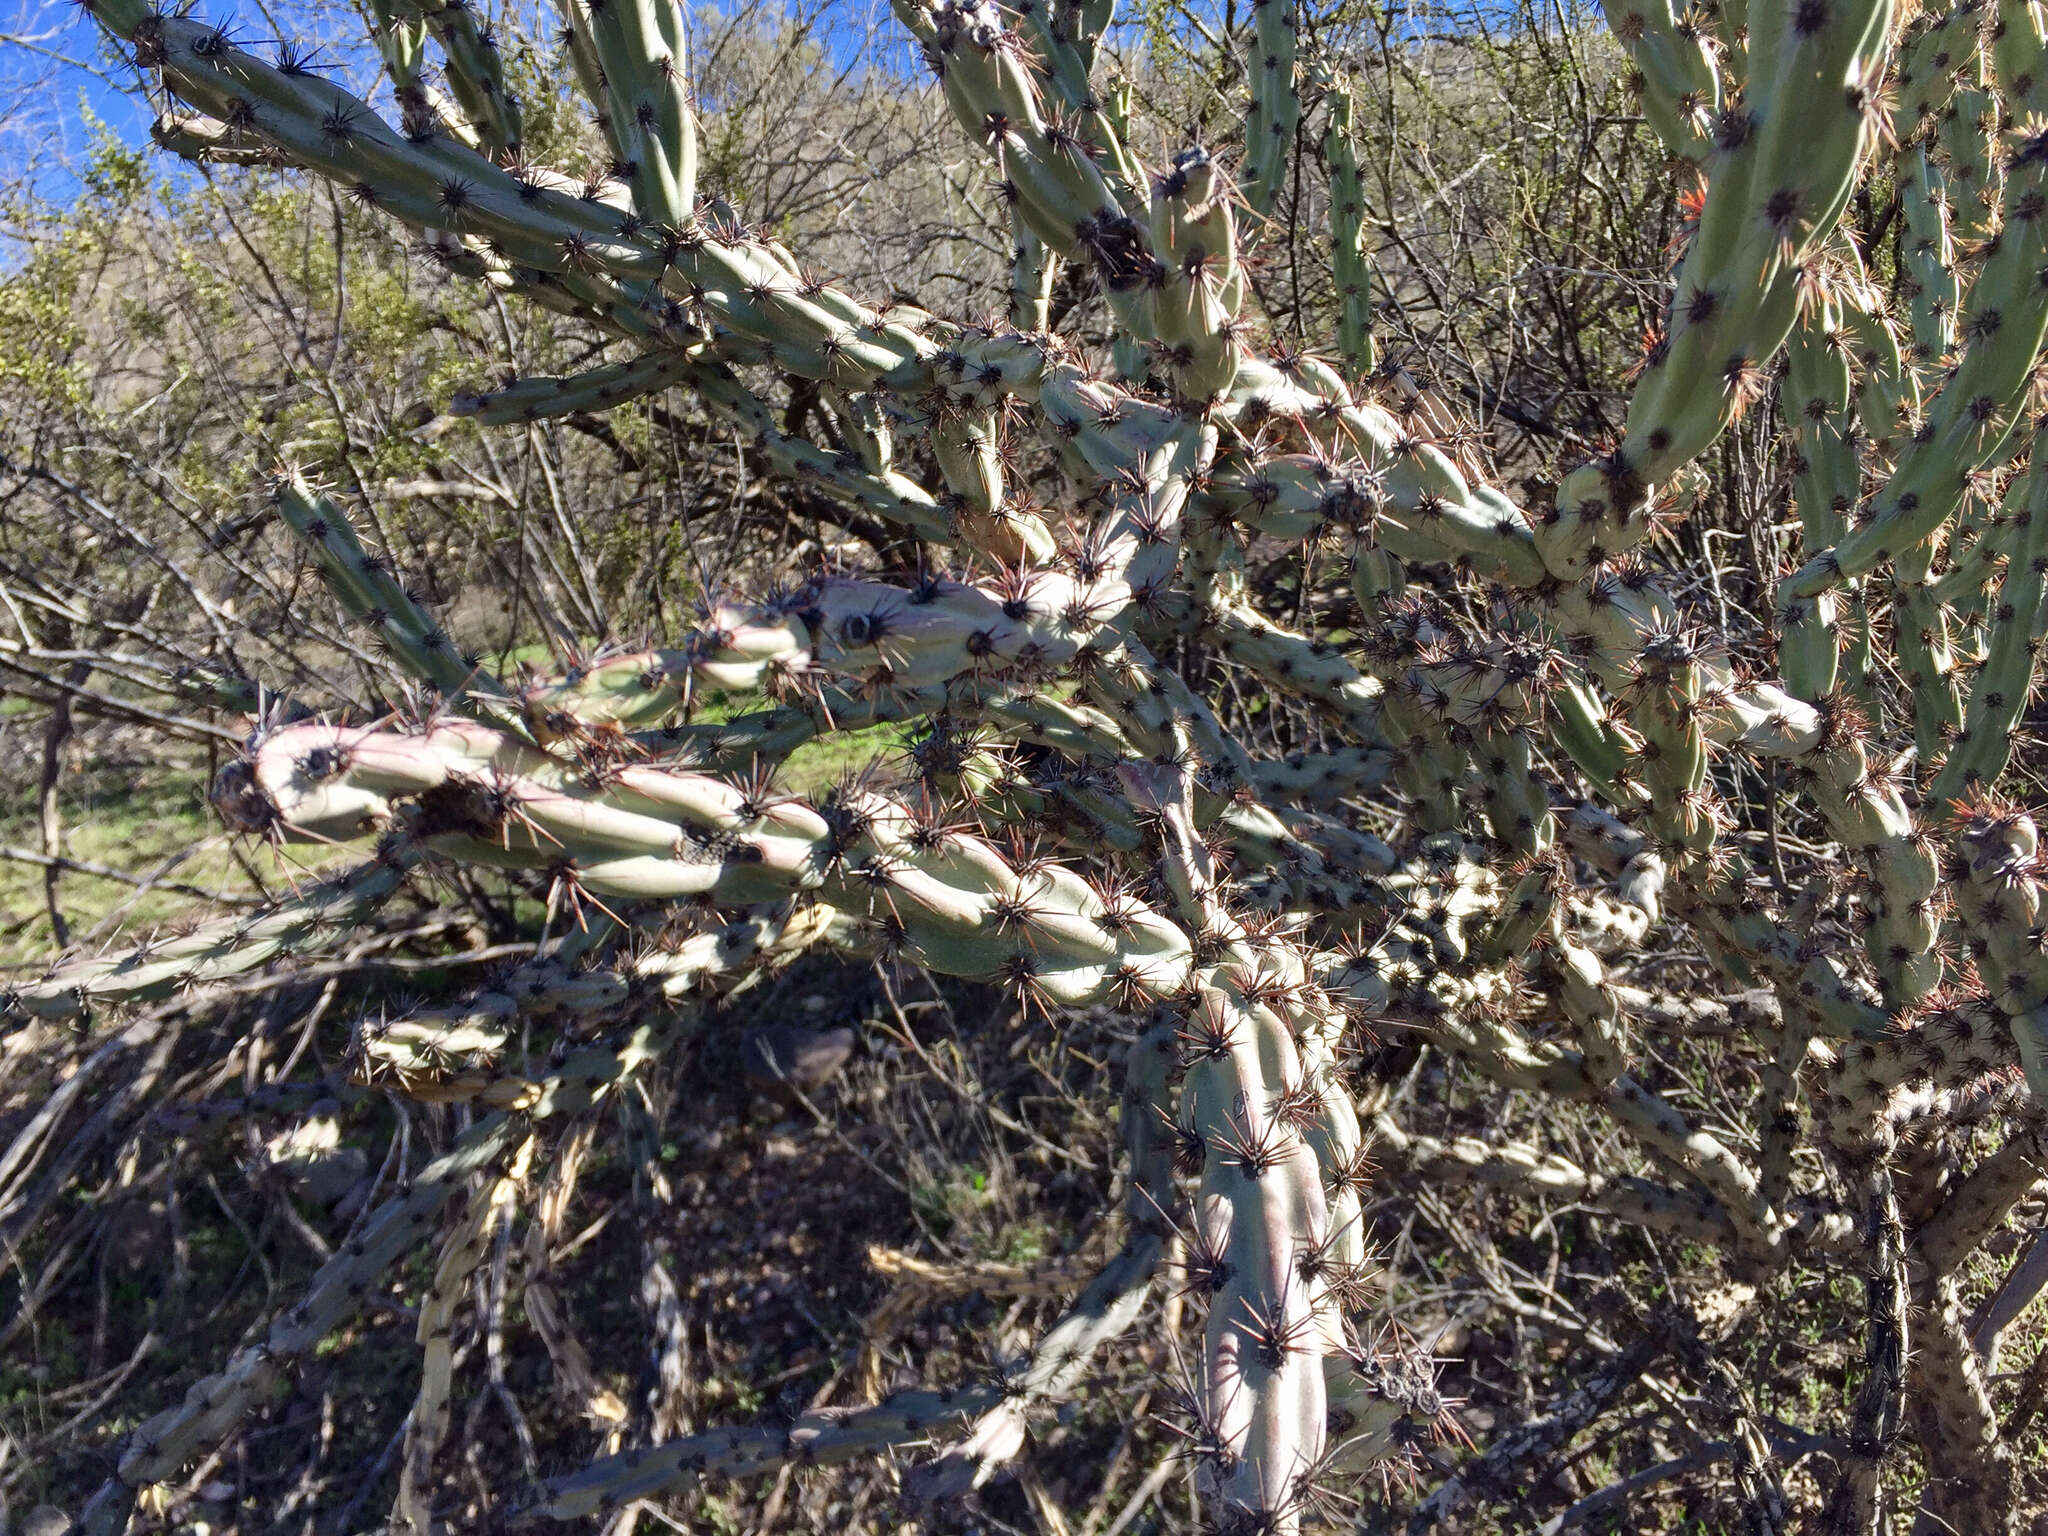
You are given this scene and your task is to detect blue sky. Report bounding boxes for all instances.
[1,0,155,202]
[0,0,916,208]
[1,0,1546,210]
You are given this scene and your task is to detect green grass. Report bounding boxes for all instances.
[629,678,912,794]
[0,761,344,973]
[779,718,907,793]
[485,637,913,795]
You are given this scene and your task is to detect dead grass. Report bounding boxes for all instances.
[0,943,1189,1535]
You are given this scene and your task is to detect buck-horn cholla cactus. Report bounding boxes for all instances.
[19,0,2048,1529]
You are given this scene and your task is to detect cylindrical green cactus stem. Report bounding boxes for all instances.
[1752,986,1817,1220]
[1930,438,2048,799]
[686,360,961,545]
[167,663,308,720]
[1600,1072,1781,1258]
[1839,590,1881,723]
[1930,454,2032,625]
[1950,808,2048,1026]
[996,0,1088,105]
[400,0,523,157]
[1349,539,1405,615]
[992,0,1143,192]
[1327,867,1785,1259]
[1007,6,1143,193]
[550,0,617,157]
[1144,147,1246,400]
[6,850,408,1020]
[433,242,672,344]
[2011,1001,2048,1104]
[931,406,1057,561]
[1915,1105,2048,1281]
[1778,270,1861,700]
[1476,849,1572,965]
[1599,0,1723,164]
[1781,718,1946,1003]
[1069,639,1256,791]
[900,0,1124,256]
[1094,752,1390,1523]
[89,3,1034,405]
[1241,0,1300,216]
[822,388,897,478]
[1209,447,1490,579]
[1541,0,1894,580]
[1562,804,1669,925]
[1841,269,1920,454]
[1996,0,2048,117]
[1375,685,1469,834]
[1786,133,2048,598]
[1895,540,1968,762]
[1473,726,1554,858]
[1892,1,1983,144]
[577,0,697,225]
[1370,1118,1773,1247]
[1545,680,1644,805]
[1065,0,1114,65]
[365,0,437,127]
[1206,385,1543,582]
[1942,56,2003,242]
[360,1004,519,1093]
[1293,987,1398,1474]
[222,715,1206,1008]
[272,473,514,710]
[1322,84,1379,381]
[407,907,836,1113]
[1821,992,2019,1139]
[1829,265,1912,724]
[1245,745,1395,804]
[1191,588,1384,742]
[1009,226,1056,332]
[1551,936,1629,1084]
[1899,147,1963,372]
[449,349,696,424]
[354,913,828,1108]
[534,1387,1008,1515]
[1909,1277,2019,1532]
[1099,67,1141,178]
[1624,629,1721,864]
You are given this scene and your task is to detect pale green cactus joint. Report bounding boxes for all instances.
[1322,83,1379,380]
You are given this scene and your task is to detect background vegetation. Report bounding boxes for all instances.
[1,0,2037,1532]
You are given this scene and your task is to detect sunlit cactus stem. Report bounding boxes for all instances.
[1322,83,1379,380]
[1241,0,1301,215]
